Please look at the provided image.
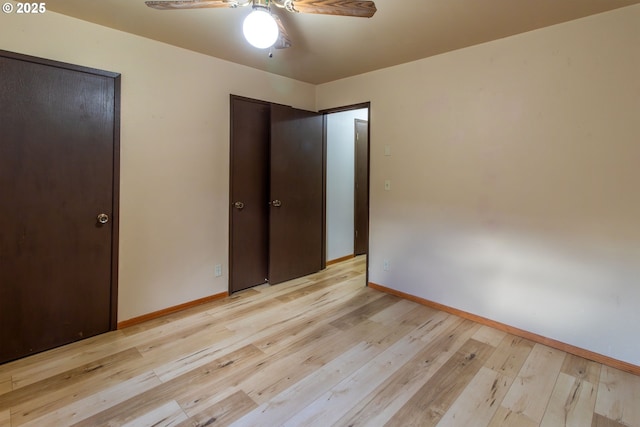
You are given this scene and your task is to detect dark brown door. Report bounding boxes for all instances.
[229,96,270,293]
[0,51,120,364]
[354,119,369,255]
[269,104,324,284]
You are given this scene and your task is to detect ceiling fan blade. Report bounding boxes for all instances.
[145,0,237,10]
[273,14,292,49]
[289,0,376,18]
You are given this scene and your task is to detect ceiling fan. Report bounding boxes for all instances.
[145,0,377,50]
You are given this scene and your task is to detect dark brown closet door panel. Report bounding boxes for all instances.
[229,97,270,293]
[354,119,369,255]
[0,53,119,364]
[269,104,323,284]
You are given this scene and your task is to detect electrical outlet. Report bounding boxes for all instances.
[383,259,390,271]
[215,264,222,277]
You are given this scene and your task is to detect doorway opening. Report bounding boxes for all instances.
[323,104,370,267]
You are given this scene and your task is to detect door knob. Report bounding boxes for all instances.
[271,200,282,207]
[97,213,109,224]
[234,201,245,210]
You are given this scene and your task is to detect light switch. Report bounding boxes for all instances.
[384,145,391,156]
[384,180,391,191]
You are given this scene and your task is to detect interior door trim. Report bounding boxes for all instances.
[320,102,371,285]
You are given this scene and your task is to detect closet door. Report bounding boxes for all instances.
[269,104,324,284]
[229,96,270,293]
[0,51,120,363]
[354,119,369,255]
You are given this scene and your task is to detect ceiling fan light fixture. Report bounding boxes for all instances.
[243,8,279,49]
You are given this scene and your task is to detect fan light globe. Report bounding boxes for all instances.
[243,9,279,49]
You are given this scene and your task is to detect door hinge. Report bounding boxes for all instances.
[356,133,359,141]
[355,230,358,237]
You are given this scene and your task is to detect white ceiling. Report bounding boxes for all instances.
[45,0,640,84]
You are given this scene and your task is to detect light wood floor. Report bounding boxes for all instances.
[1,256,639,427]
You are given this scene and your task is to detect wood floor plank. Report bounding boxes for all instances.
[71,345,264,427]
[335,317,479,427]
[595,365,640,427]
[282,315,477,427]
[10,353,154,426]
[155,285,379,382]
[493,343,566,425]
[172,356,265,419]
[213,300,289,333]
[254,256,363,302]
[136,323,234,367]
[4,330,128,389]
[239,319,396,405]
[488,406,539,427]
[369,298,436,326]
[177,291,380,417]
[108,314,238,377]
[150,334,252,383]
[0,409,9,427]
[561,353,602,385]
[120,400,188,427]
[539,353,601,427]
[591,413,628,427]
[176,299,371,414]
[484,335,535,378]
[251,277,313,297]
[227,274,369,335]
[5,331,136,393]
[0,379,10,395]
[0,348,142,411]
[124,311,225,349]
[202,289,292,326]
[251,320,341,357]
[386,338,495,427]
[473,325,508,347]
[119,289,261,337]
[176,390,257,427]
[230,341,381,426]
[540,372,597,427]
[436,367,512,427]
[250,283,381,355]
[22,371,162,427]
[365,305,442,350]
[153,291,344,380]
[275,270,362,303]
[329,293,401,330]
[175,384,242,421]
[279,323,440,425]
[168,286,380,390]
[211,286,310,322]
[436,334,534,427]
[167,266,368,373]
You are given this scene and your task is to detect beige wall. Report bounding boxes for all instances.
[317,5,640,364]
[1,11,316,321]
